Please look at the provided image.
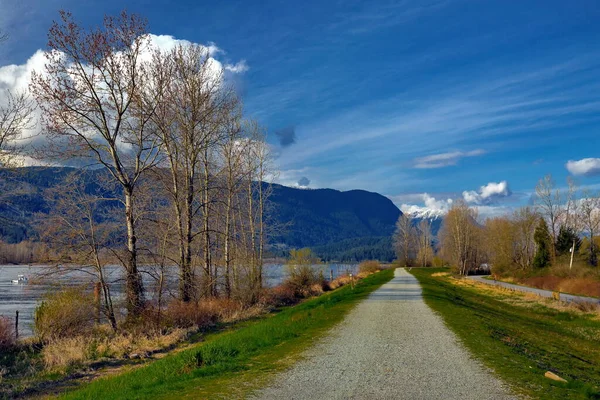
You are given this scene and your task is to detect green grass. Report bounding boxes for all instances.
[410,268,600,400]
[59,269,394,400]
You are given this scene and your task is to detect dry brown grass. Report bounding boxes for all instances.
[0,316,15,350]
[41,328,191,370]
[166,298,246,329]
[445,274,600,320]
[329,274,352,289]
[520,276,600,298]
[358,260,380,274]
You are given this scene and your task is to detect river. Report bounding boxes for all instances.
[0,263,357,337]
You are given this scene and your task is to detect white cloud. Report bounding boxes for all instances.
[0,34,248,164]
[462,181,511,204]
[413,149,486,169]
[566,158,600,176]
[225,60,249,73]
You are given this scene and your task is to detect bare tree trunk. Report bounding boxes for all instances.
[125,188,144,313]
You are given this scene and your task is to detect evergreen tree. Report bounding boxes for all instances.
[556,225,582,256]
[533,218,551,268]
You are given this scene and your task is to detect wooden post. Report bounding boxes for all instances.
[15,310,19,340]
[569,239,575,270]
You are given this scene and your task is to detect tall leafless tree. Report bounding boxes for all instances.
[0,30,35,168]
[31,11,163,314]
[578,190,600,266]
[416,219,433,267]
[439,200,479,275]
[393,213,416,267]
[38,172,119,331]
[149,43,239,301]
[535,174,562,261]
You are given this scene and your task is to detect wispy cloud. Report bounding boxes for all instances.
[225,60,249,73]
[566,158,600,177]
[328,0,450,35]
[413,149,485,169]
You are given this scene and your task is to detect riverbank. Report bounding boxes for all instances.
[410,268,600,400]
[58,269,394,399]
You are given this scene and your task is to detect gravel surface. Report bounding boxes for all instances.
[251,268,516,400]
[467,275,600,304]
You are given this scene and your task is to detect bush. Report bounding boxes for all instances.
[0,316,15,350]
[261,285,298,307]
[284,264,320,298]
[34,287,96,342]
[359,260,380,274]
[165,299,243,329]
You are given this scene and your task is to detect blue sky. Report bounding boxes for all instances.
[1,0,599,216]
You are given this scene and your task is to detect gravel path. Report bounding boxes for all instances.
[467,275,600,304]
[251,268,516,400]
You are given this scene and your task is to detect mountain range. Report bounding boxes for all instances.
[0,167,406,261]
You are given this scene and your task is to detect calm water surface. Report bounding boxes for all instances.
[0,263,357,337]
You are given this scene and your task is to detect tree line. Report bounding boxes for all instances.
[393,175,600,275]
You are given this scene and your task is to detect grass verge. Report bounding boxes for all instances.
[59,269,394,400]
[410,268,600,400]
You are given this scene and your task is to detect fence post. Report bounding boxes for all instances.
[15,310,19,340]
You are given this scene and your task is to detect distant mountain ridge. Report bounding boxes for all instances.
[268,184,401,249]
[0,167,403,261]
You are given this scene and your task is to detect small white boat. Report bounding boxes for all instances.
[11,275,28,284]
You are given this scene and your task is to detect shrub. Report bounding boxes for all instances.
[34,287,96,342]
[284,265,319,298]
[359,260,380,274]
[165,299,243,329]
[261,285,297,307]
[0,316,15,350]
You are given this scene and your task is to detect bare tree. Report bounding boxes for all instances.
[38,172,119,331]
[218,121,247,297]
[149,43,239,301]
[512,207,538,271]
[393,214,416,267]
[0,30,35,167]
[31,11,162,314]
[416,219,433,267]
[246,123,272,297]
[439,200,479,275]
[0,92,35,167]
[579,189,600,266]
[563,177,578,230]
[535,174,562,261]
[484,216,514,273]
